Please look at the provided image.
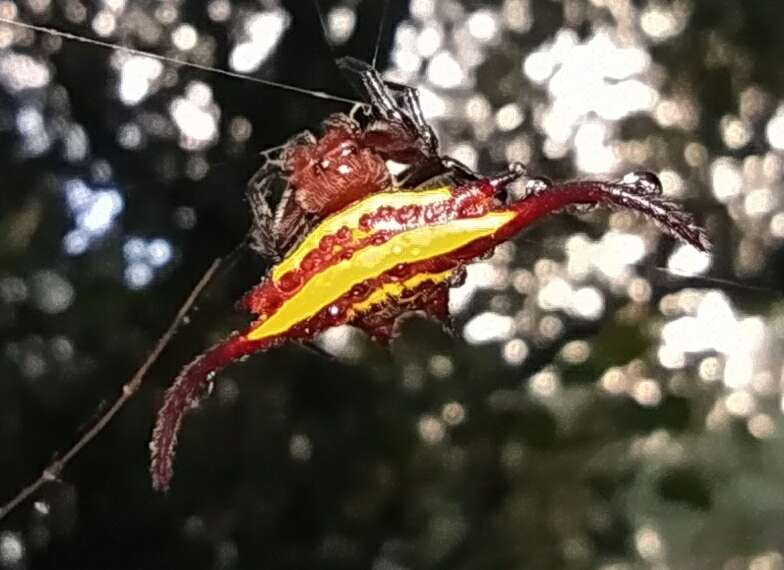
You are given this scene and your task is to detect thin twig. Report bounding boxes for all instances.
[0,258,223,522]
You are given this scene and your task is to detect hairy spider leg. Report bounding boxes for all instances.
[337,56,483,189]
[381,79,438,153]
[246,131,319,259]
[246,167,281,260]
[338,57,436,154]
[338,56,408,125]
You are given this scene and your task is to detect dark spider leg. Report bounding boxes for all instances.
[382,81,477,187]
[337,57,408,125]
[397,156,466,189]
[246,131,318,259]
[442,156,483,180]
[338,57,476,189]
[273,130,316,158]
[380,76,488,183]
[490,162,528,188]
[379,76,488,187]
[384,95,480,186]
[272,197,318,255]
[349,101,372,123]
[381,80,439,155]
[257,143,286,166]
[350,65,442,168]
[399,152,496,190]
[246,167,280,260]
[338,57,509,194]
[322,112,361,133]
[271,184,297,233]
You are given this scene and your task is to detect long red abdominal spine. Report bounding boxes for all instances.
[411,178,709,269]
[150,332,278,491]
[500,183,621,240]
[497,180,709,251]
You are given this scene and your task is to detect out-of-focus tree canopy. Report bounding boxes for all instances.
[2,0,784,568]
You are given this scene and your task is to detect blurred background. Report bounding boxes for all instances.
[2,0,784,568]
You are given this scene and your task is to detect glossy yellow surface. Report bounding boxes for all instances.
[247,210,516,341]
[347,268,455,316]
[271,186,454,280]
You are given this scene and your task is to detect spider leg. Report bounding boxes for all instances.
[322,113,361,133]
[382,80,439,156]
[488,161,528,188]
[246,163,282,260]
[349,101,372,122]
[441,156,482,181]
[371,75,485,186]
[271,190,318,255]
[337,57,494,192]
[346,62,442,163]
[338,57,407,124]
[257,130,317,169]
[257,144,286,166]
[283,130,318,151]
[397,154,484,189]
[396,157,452,188]
[385,82,486,183]
[246,131,319,259]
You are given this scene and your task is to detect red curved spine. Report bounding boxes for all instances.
[150,333,281,491]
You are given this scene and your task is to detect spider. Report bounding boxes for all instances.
[150,57,710,492]
[243,57,478,259]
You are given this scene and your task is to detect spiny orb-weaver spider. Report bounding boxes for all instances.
[150,57,710,491]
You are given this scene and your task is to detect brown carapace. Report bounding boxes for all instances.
[284,116,392,216]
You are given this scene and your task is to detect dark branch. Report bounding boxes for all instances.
[0,259,222,522]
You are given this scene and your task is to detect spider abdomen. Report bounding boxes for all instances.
[242,180,504,341]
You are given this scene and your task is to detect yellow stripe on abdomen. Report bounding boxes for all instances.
[247,211,515,341]
[348,268,455,316]
[271,186,453,280]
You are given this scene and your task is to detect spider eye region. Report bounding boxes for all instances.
[339,143,357,157]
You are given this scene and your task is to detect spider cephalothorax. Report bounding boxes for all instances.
[149,58,709,491]
[283,116,392,216]
[245,57,466,259]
